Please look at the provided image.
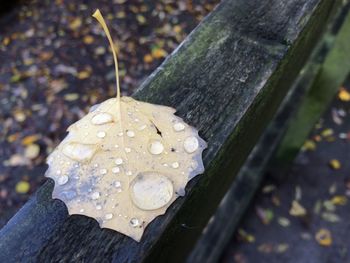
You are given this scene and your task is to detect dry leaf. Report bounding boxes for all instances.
[329,159,341,170]
[315,229,332,246]
[338,87,350,101]
[24,144,40,159]
[289,200,306,217]
[45,9,207,242]
[15,181,30,194]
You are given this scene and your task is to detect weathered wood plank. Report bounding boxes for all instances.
[187,3,350,260]
[0,0,336,262]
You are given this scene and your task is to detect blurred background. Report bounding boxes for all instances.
[1,1,350,262]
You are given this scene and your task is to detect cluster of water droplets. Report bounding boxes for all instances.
[46,97,206,240]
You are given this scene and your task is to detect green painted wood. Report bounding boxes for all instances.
[0,0,338,262]
[275,8,350,165]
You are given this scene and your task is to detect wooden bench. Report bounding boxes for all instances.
[1,0,349,262]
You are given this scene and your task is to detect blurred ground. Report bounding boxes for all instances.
[0,0,219,227]
[221,80,350,263]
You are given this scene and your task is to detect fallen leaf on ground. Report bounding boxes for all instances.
[15,181,30,194]
[289,200,306,217]
[329,159,341,170]
[315,229,332,246]
[338,87,350,101]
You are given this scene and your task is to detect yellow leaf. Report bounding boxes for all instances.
[44,9,207,242]
[64,93,79,101]
[329,159,341,170]
[152,48,167,59]
[321,128,333,137]
[83,35,94,44]
[21,134,40,145]
[315,229,332,246]
[338,87,350,101]
[289,200,306,217]
[14,110,26,122]
[331,195,347,205]
[173,25,182,34]
[77,71,90,79]
[302,140,316,151]
[15,181,30,194]
[7,133,20,143]
[24,144,40,159]
[143,54,153,63]
[136,15,146,24]
[69,17,82,30]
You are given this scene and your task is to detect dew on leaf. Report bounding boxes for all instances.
[91,113,113,125]
[130,172,173,210]
[184,136,199,153]
[148,140,164,155]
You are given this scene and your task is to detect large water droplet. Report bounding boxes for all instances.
[126,130,135,137]
[173,122,185,132]
[57,175,69,185]
[130,218,140,227]
[62,143,96,162]
[183,136,199,153]
[148,140,164,155]
[130,172,173,210]
[91,113,113,125]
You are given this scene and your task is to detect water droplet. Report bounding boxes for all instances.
[57,175,69,185]
[105,213,113,220]
[172,162,179,169]
[59,190,77,200]
[80,209,85,213]
[62,143,96,162]
[183,136,199,153]
[126,130,135,137]
[130,172,173,210]
[56,170,62,175]
[138,124,147,130]
[148,140,164,155]
[91,192,100,200]
[173,122,185,131]
[114,181,121,188]
[115,158,123,165]
[97,131,106,138]
[125,147,131,153]
[96,205,102,210]
[130,218,140,227]
[100,169,107,175]
[134,118,139,122]
[112,167,120,174]
[94,163,99,168]
[91,113,113,125]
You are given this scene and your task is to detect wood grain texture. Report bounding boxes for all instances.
[188,3,349,262]
[0,0,335,262]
